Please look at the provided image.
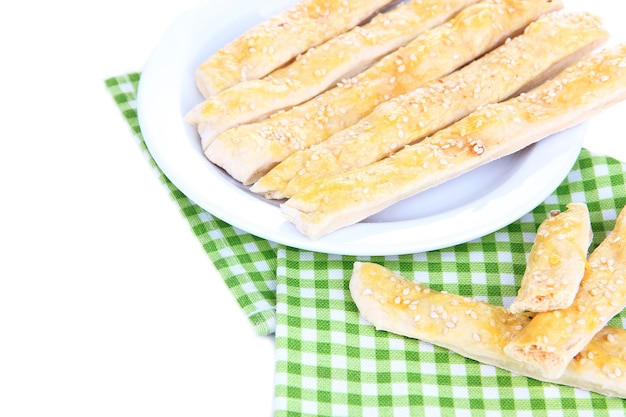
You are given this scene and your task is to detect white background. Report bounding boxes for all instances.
[1,1,625,416]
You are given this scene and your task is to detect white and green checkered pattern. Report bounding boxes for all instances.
[107,73,626,416]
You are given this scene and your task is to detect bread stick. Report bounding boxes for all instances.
[508,203,593,314]
[187,0,479,148]
[504,204,626,379]
[281,43,626,239]
[350,261,626,398]
[252,12,608,199]
[205,0,563,185]
[194,0,399,97]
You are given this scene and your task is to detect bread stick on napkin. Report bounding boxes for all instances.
[350,262,626,398]
[504,204,626,379]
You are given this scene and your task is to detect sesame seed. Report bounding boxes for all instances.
[362,288,373,296]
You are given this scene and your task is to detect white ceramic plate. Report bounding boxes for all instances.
[137,0,586,256]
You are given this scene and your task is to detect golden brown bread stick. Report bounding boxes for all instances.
[508,203,593,314]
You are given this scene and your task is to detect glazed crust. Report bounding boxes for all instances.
[281,43,626,239]
[187,0,480,148]
[508,203,593,314]
[504,204,626,379]
[194,0,399,97]
[252,12,608,199]
[205,0,563,185]
[349,261,626,398]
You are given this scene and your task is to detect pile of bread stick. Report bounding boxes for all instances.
[351,203,626,398]
[187,0,626,240]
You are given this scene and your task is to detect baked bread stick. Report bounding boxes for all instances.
[281,43,626,239]
[252,11,608,199]
[508,203,593,314]
[206,0,563,184]
[194,0,399,97]
[350,261,626,398]
[187,0,479,148]
[504,204,626,379]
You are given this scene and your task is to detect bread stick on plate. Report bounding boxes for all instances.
[281,43,626,239]
[187,0,479,148]
[504,204,626,379]
[508,203,593,314]
[194,0,399,97]
[350,261,626,398]
[252,11,608,199]
[205,0,563,184]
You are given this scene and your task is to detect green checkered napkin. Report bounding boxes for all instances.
[106,73,626,416]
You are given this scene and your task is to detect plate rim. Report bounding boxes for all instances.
[137,0,586,256]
